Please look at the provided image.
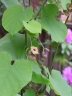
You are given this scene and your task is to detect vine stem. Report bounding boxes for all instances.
[35,0,47,19]
[49,15,69,73]
[49,42,60,73]
[29,0,30,6]
[25,31,27,49]
[38,38,45,52]
[21,89,23,96]
[65,16,69,24]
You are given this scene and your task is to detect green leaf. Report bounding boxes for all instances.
[46,86,50,94]
[28,60,41,74]
[49,70,71,96]
[2,5,33,35]
[32,72,49,84]
[41,4,67,42]
[28,60,49,84]
[0,33,25,60]
[1,0,20,7]
[0,52,32,96]
[23,20,41,34]
[60,0,71,10]
[43,66,71,96]
[27,35,39,47]
[23,88,36,96]
[32,38,39,47]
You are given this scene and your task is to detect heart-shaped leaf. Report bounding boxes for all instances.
[41,4,67,42]
[2,5,33,35]
[23,20,41,34]
[0,52,32,96]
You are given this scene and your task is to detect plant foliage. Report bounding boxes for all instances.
[0,0,71,96]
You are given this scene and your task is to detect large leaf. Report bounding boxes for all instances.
[0,33,25,60]
[23,88,36,96]
[2,5,33,35]
[28,60,49,84]
[1,0,20,7]
[41,4,67,42]
[50,70,71,96]
[23,20,41,34]
[60,0,71,10]
[0,52,32,96]
[43,66,71,96]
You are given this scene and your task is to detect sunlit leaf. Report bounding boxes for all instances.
[23,20,41,34]
[2,5,33,35]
